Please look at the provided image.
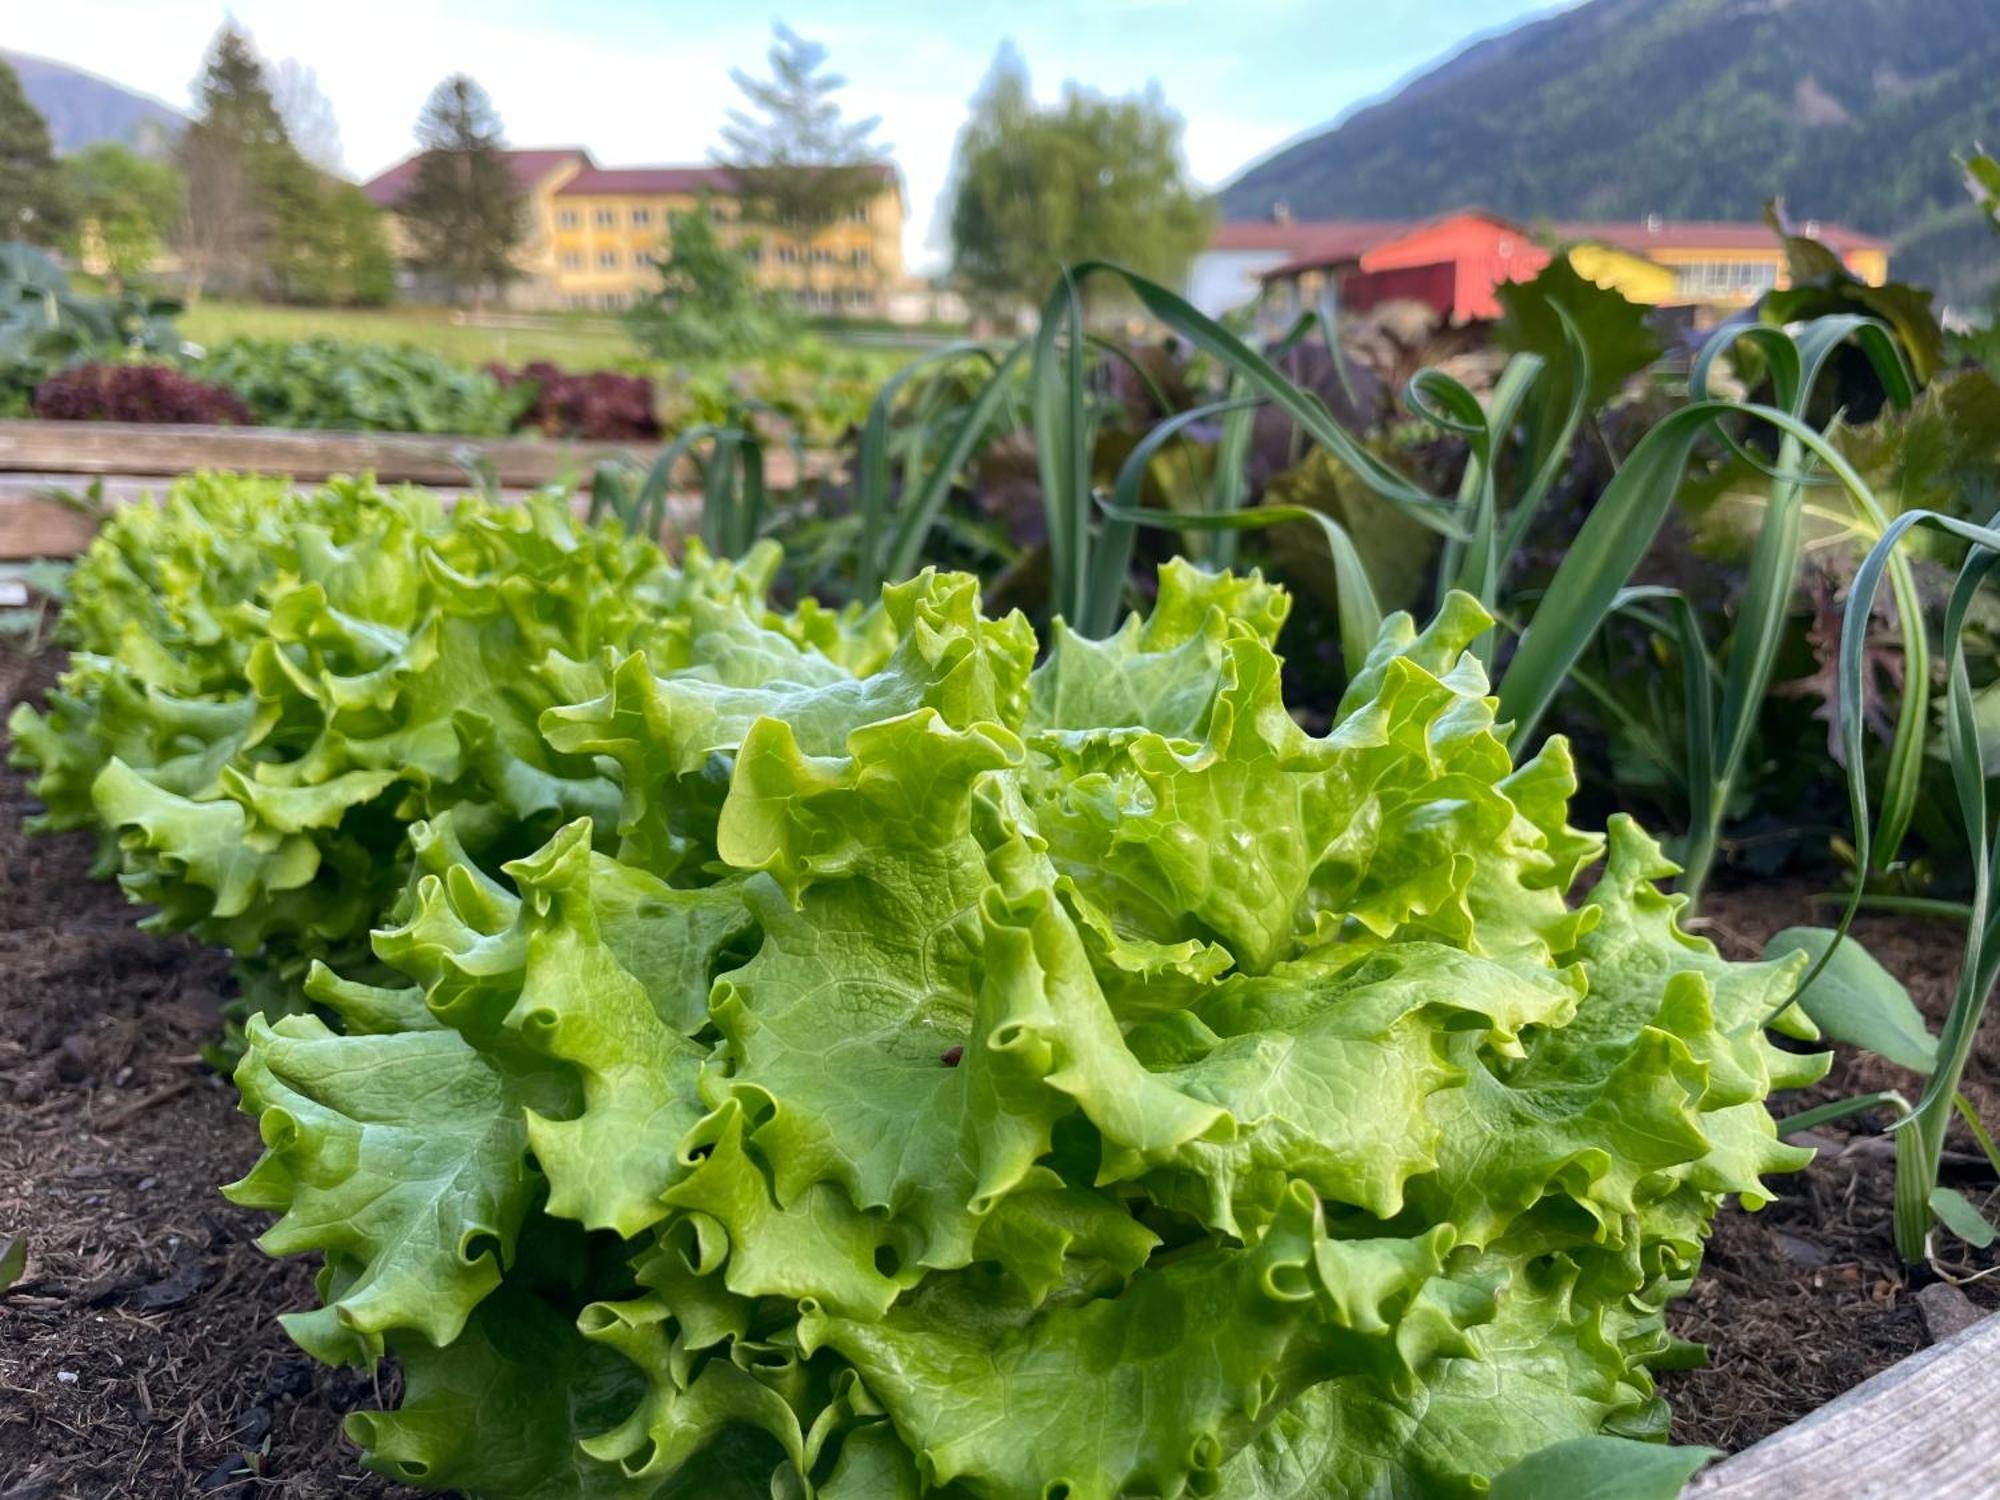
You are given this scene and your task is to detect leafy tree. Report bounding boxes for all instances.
[719,25,888,231]
[400,75,527,308]
[61,145,181,289]
[947,46,1212,320]
[625,201,799,360]
[0,56,69,246]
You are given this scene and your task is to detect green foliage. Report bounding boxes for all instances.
[16,482,1825,1492]
[1815,503,2000,1258]
[1495,255,1662,411]
[400,74,528,305]
[271,177,396,309]
[4,473,765,1013]
[718,24,887,230]
[624,203,802,362]
[0,55,68,247]
[1220,0,2000,305]
[60,143,181,290]
[0,241,181,415]
[191,337,529,433]
[947,45,1213,317]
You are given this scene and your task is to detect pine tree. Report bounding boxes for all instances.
[0,56,69,246]
[718,25,887,231]
[174,22,301,301]
[400,75,526,309]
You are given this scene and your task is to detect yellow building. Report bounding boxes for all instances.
[363,147,906,314]
[1552,216,1891,309]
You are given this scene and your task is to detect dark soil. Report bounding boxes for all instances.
[0,647,408,1500]
[0,638,1994,1496]
[1666,892,2000,1451]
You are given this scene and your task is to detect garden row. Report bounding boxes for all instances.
[8,231,2000,1495]
[0,244,890,446]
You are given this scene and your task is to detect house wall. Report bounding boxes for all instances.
[384,165,906,314]
[540,182,905,312]
[1356,215,1551,321]
[1186,249,1292,317]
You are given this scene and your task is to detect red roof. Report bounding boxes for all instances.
[1210,218,1414,260]
[555,160,900,198]
[1229,211,1890,279]
[558,165,738,196]
[1553,218,1889,255]
[362,147,591,208]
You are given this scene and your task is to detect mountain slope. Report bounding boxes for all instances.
[5,50,183,157]
[1221,0,2000,305]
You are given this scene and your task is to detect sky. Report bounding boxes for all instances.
[9,0,1574,272]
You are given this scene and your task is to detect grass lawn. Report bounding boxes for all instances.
[179,301,636,368]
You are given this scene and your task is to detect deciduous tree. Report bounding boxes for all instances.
[947,46,1212,321]
[61,144,182,289]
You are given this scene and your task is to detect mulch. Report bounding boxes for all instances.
[0,638,1994,1496]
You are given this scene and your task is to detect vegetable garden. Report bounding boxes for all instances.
[4,223,2000,1498]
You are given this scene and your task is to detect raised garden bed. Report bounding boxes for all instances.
[0,420,830,559]
[2,630,1995,1497]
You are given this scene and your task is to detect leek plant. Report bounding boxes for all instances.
[588,415,792,559]
[846,261,1938,917]
[1556,317,1925,907]
[1811,506,2000,1260]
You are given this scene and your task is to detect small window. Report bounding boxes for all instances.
[631,207,652,226]
[557,209,579,229]
[740,245,761,265]
[777,245,798,265]
[561,251,584,269]
[850,247,870,268]
[594,207,617,228]
[598,250,620,269]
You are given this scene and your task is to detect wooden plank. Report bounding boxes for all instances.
[0,419,830,490]
[1682,1311,2000,1498]
[0,476,702,560]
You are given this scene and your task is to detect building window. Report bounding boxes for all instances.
[845,203,869,224]
[631,207,652,226]
[1675,259,1778,297]
[557,209,579,229]
[810,247,835,265]
[850,247,870,268]
[561,251,584,269]
[598,250,620,269]
[777,245,799,265]
[740,245,761,265]
[594,207,617,228]
[599,291,627,311]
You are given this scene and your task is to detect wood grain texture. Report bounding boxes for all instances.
[1683,1311,2000,1498]
[0,420,827,489]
